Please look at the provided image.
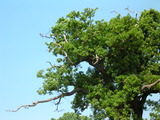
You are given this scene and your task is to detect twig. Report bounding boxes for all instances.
[40,33,55,39]
[46,61,63,68]
[110,11,119,15]
[55,97,62,105]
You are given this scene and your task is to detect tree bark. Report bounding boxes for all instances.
[132,103,143,120]
[131,91,149,120]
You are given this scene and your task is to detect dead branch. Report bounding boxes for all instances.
[125,7,138,14]
[40,33,68,42]
[110,10,119,15]
[141,79,160,90]
[6,88,87,112]
[62,34,68,42]
[40,33,55,39]
[93,54,102,65]
[46,61,63,68]
[125,7,138,18]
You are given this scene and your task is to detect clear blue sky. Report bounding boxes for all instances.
[0,0,159,120]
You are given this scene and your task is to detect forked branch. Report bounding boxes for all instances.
[141,79,160,90]
[6,88,87,112]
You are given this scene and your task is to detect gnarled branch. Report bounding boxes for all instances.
[141,79,160,90]
[6,88,87,112]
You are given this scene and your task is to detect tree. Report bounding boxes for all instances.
[50,112,91,120]
[10,8,160,120]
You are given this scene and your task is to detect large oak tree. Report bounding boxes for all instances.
[11,8,160,120]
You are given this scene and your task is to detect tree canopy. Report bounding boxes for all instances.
[11,8,160,120]
[50,112,91,120]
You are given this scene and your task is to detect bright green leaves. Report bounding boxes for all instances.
[105,15,145,75]
[116,75,142,96]
[36,65,76,95]
[51,112,92,120]
[139,9,160,65]
[86,75,141,119]
[140,9,160,25]
[47,8,109,66]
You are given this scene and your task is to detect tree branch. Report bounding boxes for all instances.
[40,33,82,66]
[46,61,63,68]
[125,7,138,18]
[110,11,119,15]
[93,54,102,65]
[125,7,138,14]
[6,88,87,112]
[141,79,160,90]
[40,33,55,39]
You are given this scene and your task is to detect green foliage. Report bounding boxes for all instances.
[50,112,91,120]
[38,8,160,120]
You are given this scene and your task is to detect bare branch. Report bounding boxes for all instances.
[62,34,68,42]
[110,11,119,15]
[93,54,102,65]
[40,33,55,39]
[125,7,138,18]
[40,33,68,42]
[141,79,160,90]
[125,7,138,14]
[6,88,87,112]
[46,61,63,68]
[55,97,62,105]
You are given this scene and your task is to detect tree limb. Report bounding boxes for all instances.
[141,79,160,90]
[125,7,138,14]
[6,88,87,112]
[125,7,138,18]
[93,54,102,65]
[40,33,55,39]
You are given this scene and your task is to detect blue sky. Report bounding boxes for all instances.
[0,0,160,120]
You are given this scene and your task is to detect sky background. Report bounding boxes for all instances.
[0,0,160,120]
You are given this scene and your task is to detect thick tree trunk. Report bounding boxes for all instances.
[131,93,148,120]
[132,104,143,120]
